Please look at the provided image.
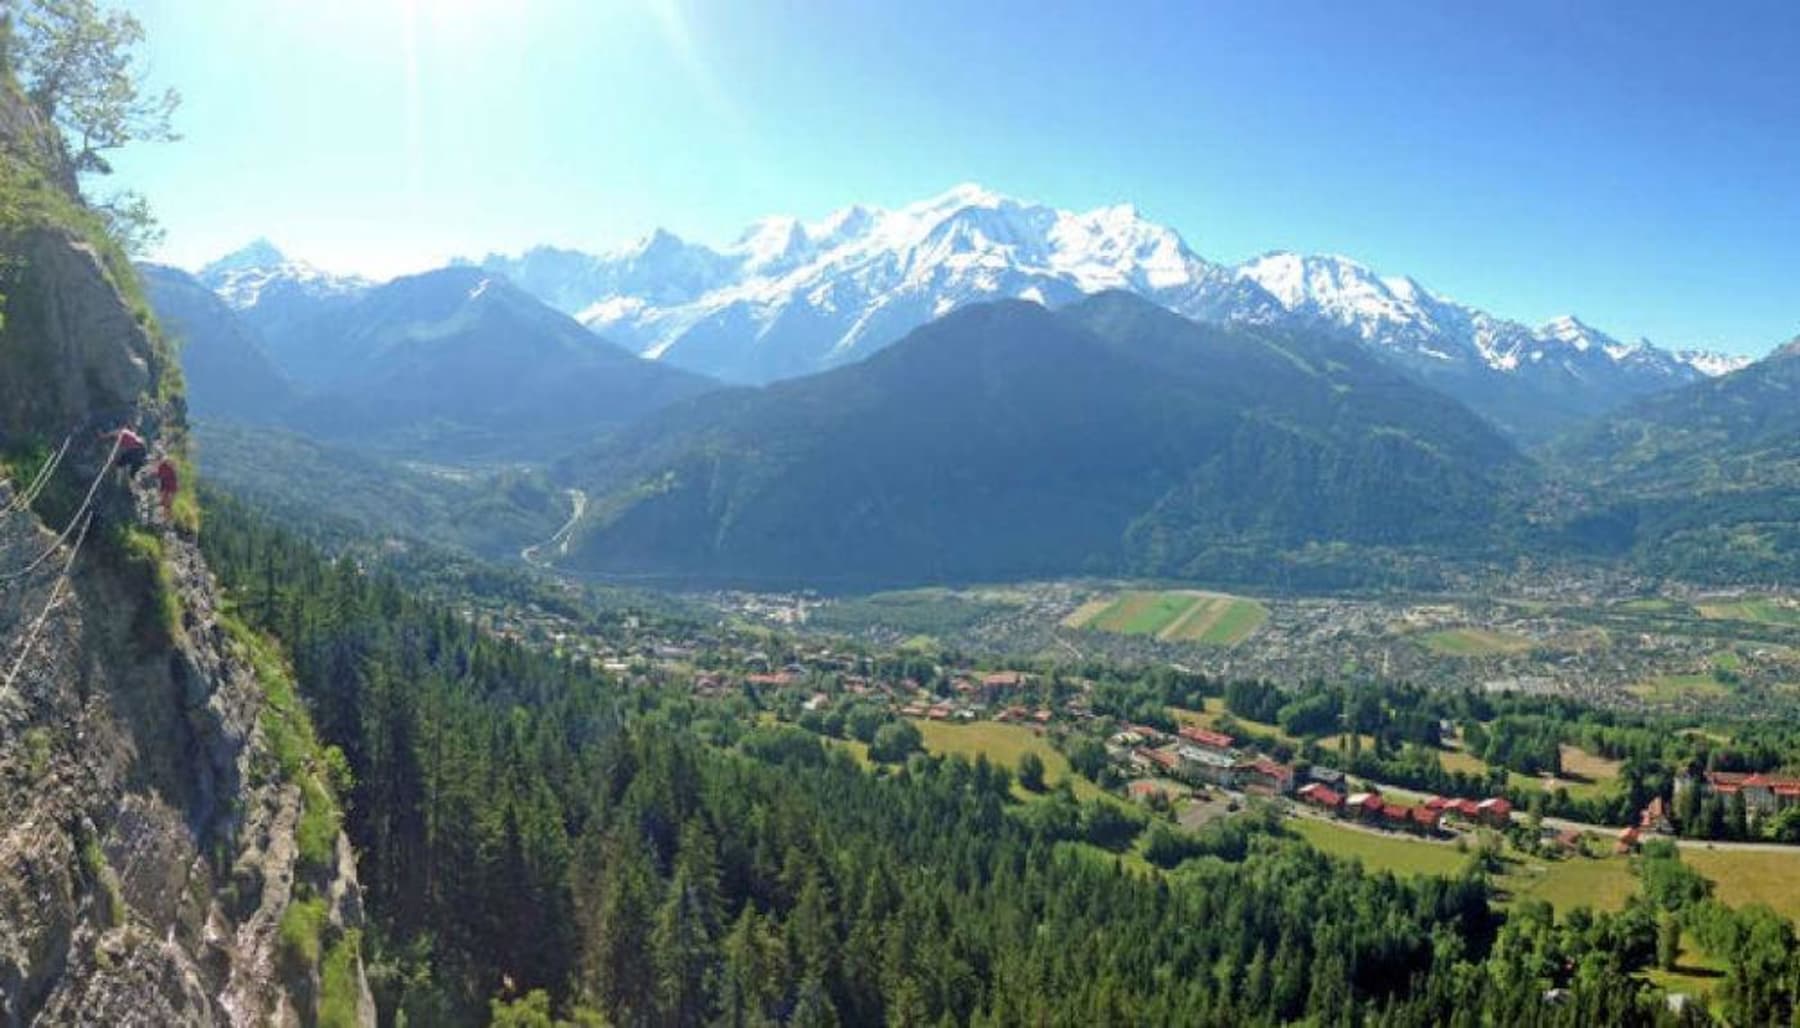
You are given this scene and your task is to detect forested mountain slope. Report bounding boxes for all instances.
[200,493,1800,1027]
[553,292,1526,588]
[139,262,297,422]
[1541,339,1800,581]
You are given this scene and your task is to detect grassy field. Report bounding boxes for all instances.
[1290,818,1470,877]
[1502,855,1638,913]
[1686,849,1800,923]
[910,719,1103,802]
[1297,819,1646,918]
[1697,597,1800,627]
[1559,745,1624,783]
[1415,627,1534,657]
[1316,733,1378,756]
[1646,953,1726,998]
[1438,746,1489,775]
[1631,673,1732,703]
[1163,594,1270,645]
[1070,590,1268,646]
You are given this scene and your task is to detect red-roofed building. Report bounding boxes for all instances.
[1476,797,1513,828]
[1242,758,1295,796]
[978,671,1031,702]
[1297,783,1344,812]
[1423,796,1449,812]
[1346,792,1384,821]
[1145,748,1183,775]
[1179,726,1235,752]
[1677,769,1800,819]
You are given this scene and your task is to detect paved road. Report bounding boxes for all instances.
[1534,814,1800,855]
[521,488,587,567]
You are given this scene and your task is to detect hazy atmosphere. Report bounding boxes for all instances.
[6,3,1800,1025]
[116,0,1800,354]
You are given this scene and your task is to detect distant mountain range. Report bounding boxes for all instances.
[551,292,1526,588]
[157,207,1797,589]
[146,258,714,460]
[462,184,1752,439]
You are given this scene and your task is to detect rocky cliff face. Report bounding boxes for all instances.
[0,78,373,1027]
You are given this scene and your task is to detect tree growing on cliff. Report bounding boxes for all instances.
[3,0,177,249]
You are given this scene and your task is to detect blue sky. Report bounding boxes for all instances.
[112,0,1798,354]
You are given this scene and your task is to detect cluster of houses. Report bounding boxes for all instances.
[1676,769,1800,816]
[1118,724,1296,797]
[1112,720,1535,840]
[1294,785,1514,837]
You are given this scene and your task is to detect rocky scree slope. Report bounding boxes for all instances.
[0,79,372,1026]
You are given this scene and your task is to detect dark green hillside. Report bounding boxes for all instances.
[555,293,1524,588]
[138,262,297,421]
[1543,340,1800,581]
[192,419,565,558]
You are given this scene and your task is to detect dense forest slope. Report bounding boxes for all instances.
[554,292,1526,588]
[201,495,1800,1026]
[0,73,371,1024]
[1541,339,1800,581]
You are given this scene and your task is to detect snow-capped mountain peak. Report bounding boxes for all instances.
[1538,314,1615,354]
[731,216,812,274]
[457,185,1760,436]
[602,187,1237,378]
[201,237,286,276]
[197,239,369,310]
[1675,349,1755,377]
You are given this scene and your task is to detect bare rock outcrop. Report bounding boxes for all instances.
[0,82,373,1025]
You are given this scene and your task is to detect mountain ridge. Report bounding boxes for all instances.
[551,291,1525,588]
[449,185,1751,438]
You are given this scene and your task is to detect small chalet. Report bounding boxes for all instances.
[979,671,1031,702]
[1346,792,1384,821]
[1178,726,1235,753]
[1297,782,1344,812]
[1639,797,1674,834]
[1477,797,1513,828]
[1242,758,1295,796]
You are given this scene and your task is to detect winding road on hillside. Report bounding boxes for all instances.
[522,488,587,568]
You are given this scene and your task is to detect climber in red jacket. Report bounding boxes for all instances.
[154,458,179,518]
[99,424,149,477]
